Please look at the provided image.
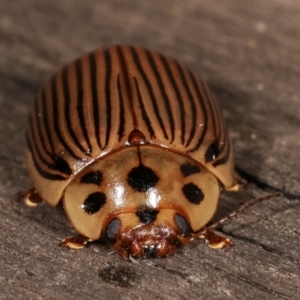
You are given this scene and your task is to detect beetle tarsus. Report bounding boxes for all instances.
[225,177,246,192]
[17,188,43,207]
[59,235,91,249]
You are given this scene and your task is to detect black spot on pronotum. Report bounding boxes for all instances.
[205,141,219,163]
[51,156,72,175]
[127,164,159,192]
[82,192,106,214]
[136,209,159,224]
[81,171,103,185]
[174,214,190,235]
[106,218,121,241]
[182,183,204,204]
[180,163,201,177]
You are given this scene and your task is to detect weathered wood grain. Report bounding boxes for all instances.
[0,0,299,299]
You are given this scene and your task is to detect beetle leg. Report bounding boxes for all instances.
[59,235,93,249]
[225,177,247,192]
[17,188,43,207]
[225,183,241,192]
[200,231,232,249]
[195,193,282,248]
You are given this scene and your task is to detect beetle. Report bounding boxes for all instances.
[21,45,279,259]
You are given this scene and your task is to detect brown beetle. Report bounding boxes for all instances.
[22,45,279,259]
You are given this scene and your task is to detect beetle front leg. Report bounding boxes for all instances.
[59,235,93,249]
[199,230,232,249]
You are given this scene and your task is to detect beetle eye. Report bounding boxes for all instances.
[174,214,190,235]
[106,218,121,241]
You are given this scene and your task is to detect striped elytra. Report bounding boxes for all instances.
[25,45,236,259]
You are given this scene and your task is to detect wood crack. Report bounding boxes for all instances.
[226,273,291,300]
[235,167,300,200]
[217,228,300,266]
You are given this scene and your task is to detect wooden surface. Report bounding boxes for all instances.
[0,1,299,299]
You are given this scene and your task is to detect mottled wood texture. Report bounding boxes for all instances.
[0,1,299,299]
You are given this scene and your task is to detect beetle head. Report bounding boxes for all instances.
[104,209,192,259]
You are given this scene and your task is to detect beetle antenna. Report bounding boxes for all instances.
[196,192,282,236]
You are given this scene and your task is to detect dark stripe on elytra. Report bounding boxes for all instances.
[222,123,231,157]
[210,88,230,164]
[117,75,125,142]
[51,76,79,159]
[134,77,155,138]
[223,132,230,159]
[62,66,86,155]
[136,209,159,224]
[34,94,53,159]
[116,46,137,128]
[28,113,72,175]
[213,140,230,166]
[41,89,55,153]
[203,86,226,164]
[207,88,223,153]
[211,89,223,145]
[213,123,231,167]
[160,54,185,145]
[205,140,219,163]
[203,83,218,146]
[50,156,72,175]
[212,87,226,145]
[27,113,40,160]
[218,119,228,155]
[31,101,71,175]
[130,47,168,139]
[176,62,197,148]
[204,86,220,162]
[213,130,226,163]
[75,58,92,154]
[89,52,102,149]
[104,49,112,148]
[189,72,208,152]
[26,133,67,180]
[145,49,175,142]
[28,113,53,171]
